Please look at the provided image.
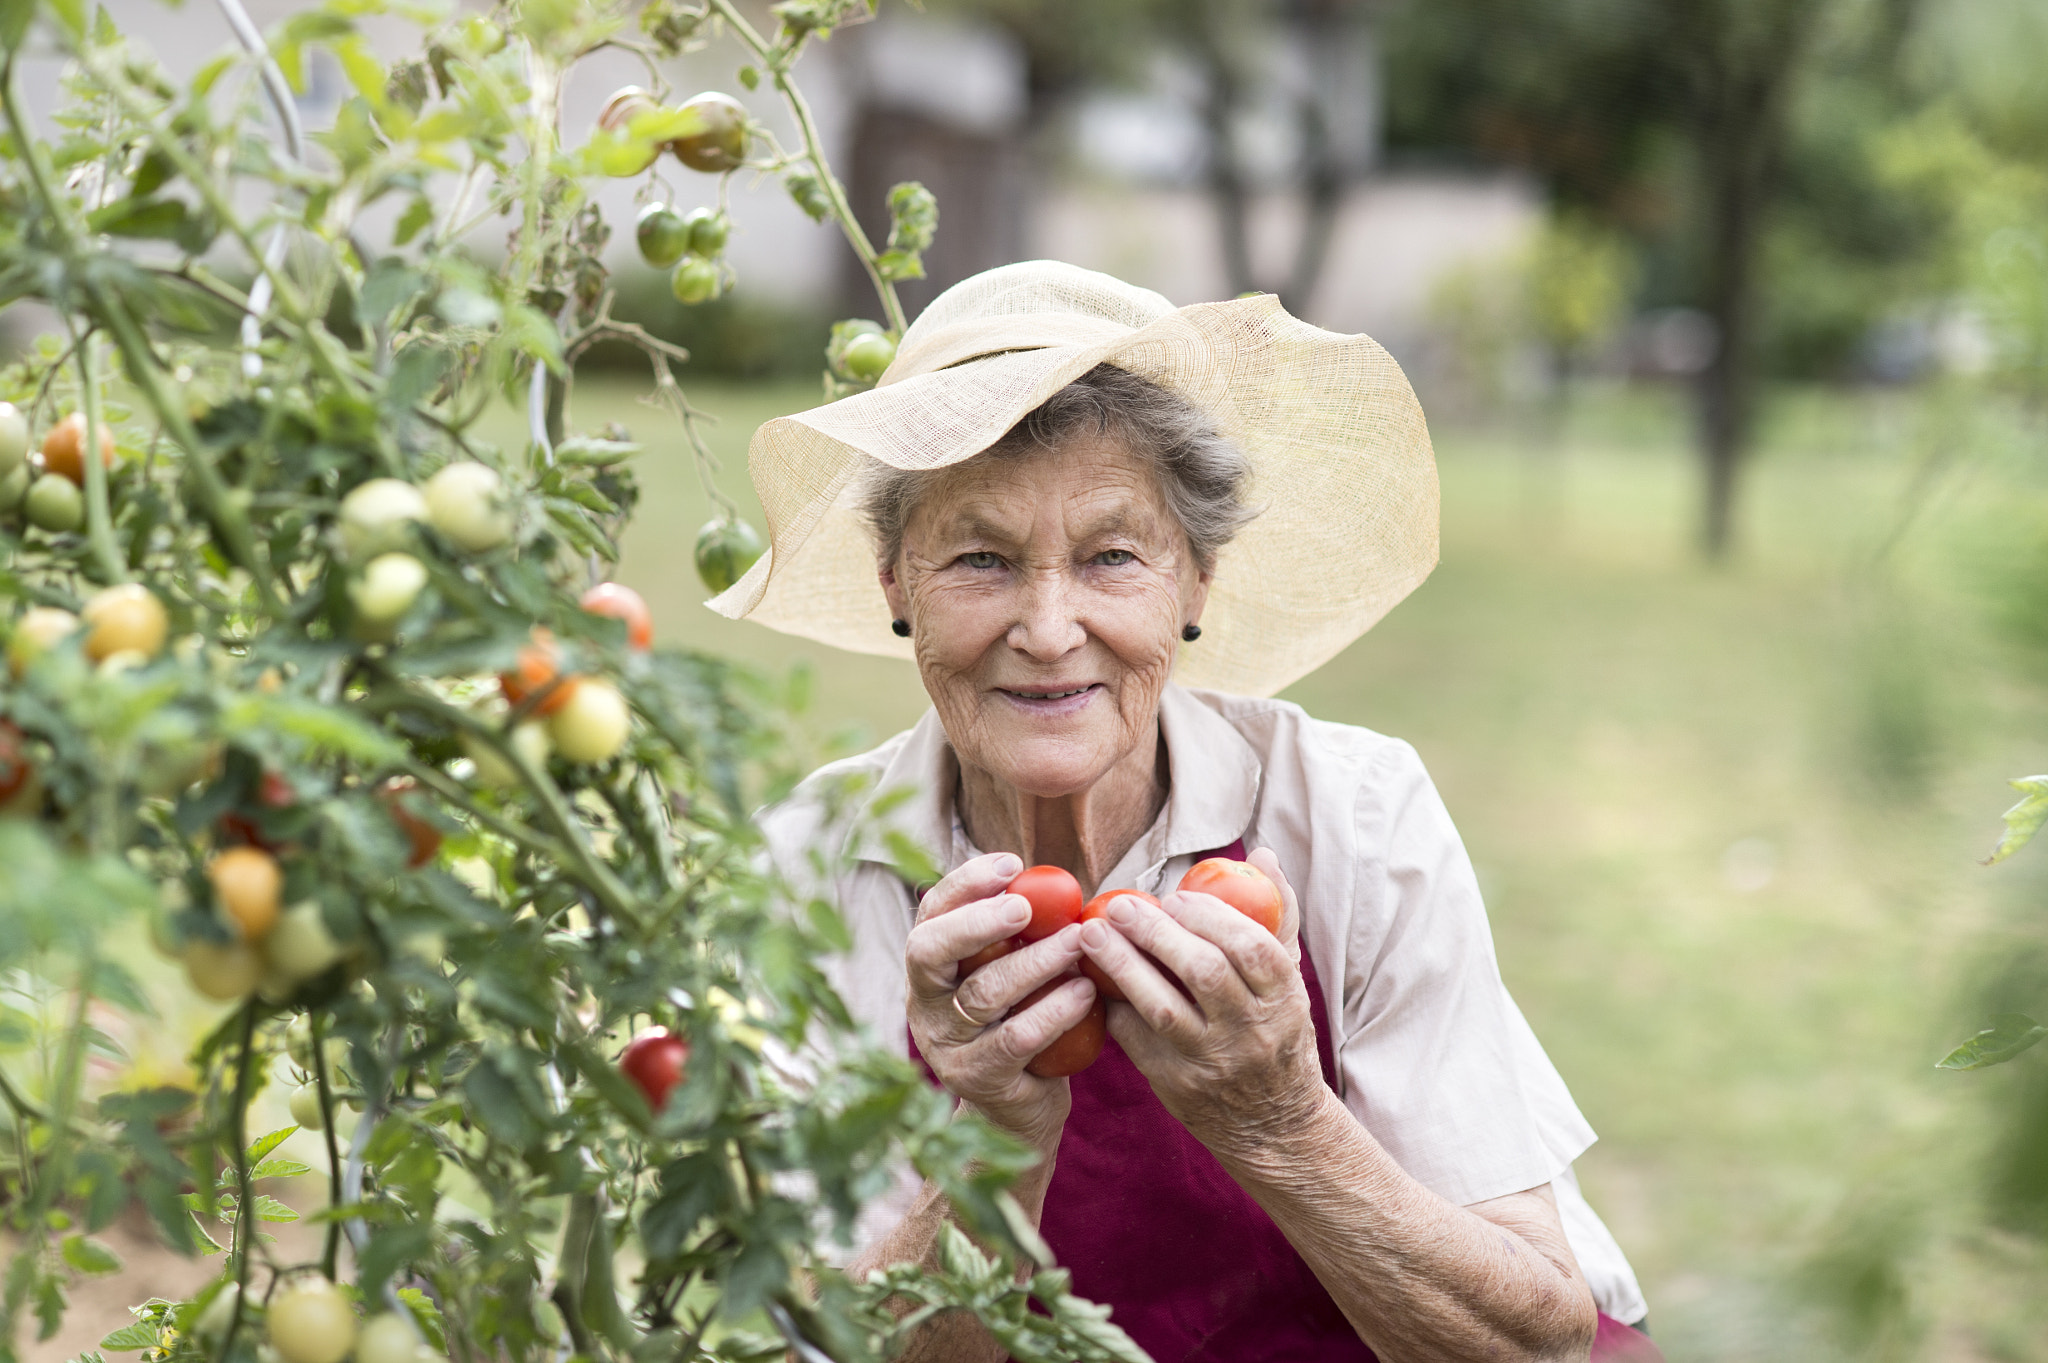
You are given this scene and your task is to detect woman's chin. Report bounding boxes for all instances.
[981,734,1120,800]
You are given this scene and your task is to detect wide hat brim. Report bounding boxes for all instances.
[708,261,1439,699]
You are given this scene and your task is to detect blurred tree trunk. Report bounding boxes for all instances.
[1669,0,1829,559]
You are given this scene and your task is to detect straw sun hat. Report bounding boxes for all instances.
[708,260,1439,699]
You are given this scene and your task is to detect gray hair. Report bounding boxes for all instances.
[860,363,1258,573]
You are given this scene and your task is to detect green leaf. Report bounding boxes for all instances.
[251,1195,301,1223]
[1938,1013,2048,1070]
[60,1234,122,1275]
[1986,776,2048,864]
[251,1157,313,1180]
[98,1321,158,1351]
[395,1289,447,1352]
[244,1126,297,1164]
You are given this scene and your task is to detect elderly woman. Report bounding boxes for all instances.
[723,263,1658,1362]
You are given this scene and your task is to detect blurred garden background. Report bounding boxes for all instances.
[10,0,2048,1357]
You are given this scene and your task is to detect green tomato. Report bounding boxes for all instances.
[0,462,29,512]
[267,1279,356,1363]
[463,719,552,788]
[288,1081,325,1131]
[670,92,748,172]
[423,461,513,552]
[0,401,27,474]
[685,207,730,257]
[265,902,343,984]
[25,472,83,532]
[669,257,722,306]
[193,1283,242,1343]
[355,1314,424,1363]
[636,204,692,268]
[841,331,897,382]
[338,478,426,559]
[547,678,632,765]
[694,516,764,595]
[349,552,428,626]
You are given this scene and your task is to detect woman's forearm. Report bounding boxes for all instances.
[846,1138,1057,1363]
[1209,1088,1596,1363]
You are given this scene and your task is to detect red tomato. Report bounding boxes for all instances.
[258,770,295,808]
[1077,889,1159,1002]
[1016,979,1106,1078]
[380,778,443,869]
[579,582,653,651]
[959,935,1021,977]
[620,1025,689,1112]
[499,628,580,716]
[1007,864,1083,943]
[0,720,28,805]
[1177,858,1283,936]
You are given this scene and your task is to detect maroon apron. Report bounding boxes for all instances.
[910,842,1663,1362]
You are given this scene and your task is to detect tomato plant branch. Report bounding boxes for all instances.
[219,1001,261,1361]
[706,0,907,335]
[66,324,128,584]
[311,1013,344,1281]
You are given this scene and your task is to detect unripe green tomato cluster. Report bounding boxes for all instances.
[25,472,82,531]
[350,552,427,626]
[840,331,897,382]
[338,478,426,559]
[423,461,513,551]
[670,257,723,306]
[694,517,765,594]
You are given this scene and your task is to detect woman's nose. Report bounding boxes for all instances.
[1006,569,1086,660]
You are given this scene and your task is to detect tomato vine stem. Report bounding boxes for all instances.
[707,0,909,336]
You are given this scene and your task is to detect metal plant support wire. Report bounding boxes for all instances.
[211,0,301,380]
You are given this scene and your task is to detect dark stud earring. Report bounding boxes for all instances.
[1181,623,1202,642]
[891,619,911,638]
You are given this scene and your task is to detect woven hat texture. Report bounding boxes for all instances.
[708,260,1439,698]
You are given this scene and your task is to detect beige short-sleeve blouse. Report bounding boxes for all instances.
[758,683,1647,1324]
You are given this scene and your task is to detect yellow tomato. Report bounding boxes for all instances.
[81,583,169,663]
[185,940,262,1001]
[267,1279,357,1363]
[208,846,282,941]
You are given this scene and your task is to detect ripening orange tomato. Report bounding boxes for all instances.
[39,413,115,486]
[209,845,282,941]
[579,583,653,650]
[1077,889,1160,1002]
[499,628,579,716]
[1177,858,1283,936]
[1017,978,1106,1078]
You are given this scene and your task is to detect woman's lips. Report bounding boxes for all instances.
[995,683,1102,717]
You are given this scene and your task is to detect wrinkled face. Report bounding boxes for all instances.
[880,435,1210,798]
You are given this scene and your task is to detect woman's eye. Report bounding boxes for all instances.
[1094,549,1136,566]
[960,551,1001,569]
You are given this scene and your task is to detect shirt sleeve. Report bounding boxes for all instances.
[1331,739,1596,1208]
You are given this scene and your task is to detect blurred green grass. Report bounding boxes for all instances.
[503,373,2048,1358]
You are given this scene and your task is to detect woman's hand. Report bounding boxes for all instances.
[1079,848,1324,1158]
[905,851,1097,1154]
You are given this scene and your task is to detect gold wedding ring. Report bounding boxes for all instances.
[952,992,986,1029]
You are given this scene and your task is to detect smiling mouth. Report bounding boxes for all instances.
[999,684,1099,701]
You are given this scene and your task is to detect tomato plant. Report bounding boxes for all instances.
[1010,864,1085,942]
[0,2,1144,1362]
[1178,857,1284,935]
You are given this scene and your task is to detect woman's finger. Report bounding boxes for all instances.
[1164,889,1297,1000]
[965,974,1098,1067]
[1103,894,1245,1022]
[1078,916,1204,1044]
[906,893,1030,1002]
[953,925,1085,1025]
[1244,845,1302,958]
[914,851,1023,926]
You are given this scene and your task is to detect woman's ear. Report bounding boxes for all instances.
[1183,567,1213,630]
[879,559,908,622]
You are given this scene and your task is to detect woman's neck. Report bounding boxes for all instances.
[955,727,1168,898]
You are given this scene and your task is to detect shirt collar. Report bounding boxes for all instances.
[844,684,1262,877]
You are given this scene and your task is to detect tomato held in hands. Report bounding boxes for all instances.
[499,628,579,716]
[1177,857,1283,935]
[1007,864,1083,942]
[579,582,653,650]
[620,1025,689,1112]
[958,934,1021,977]
[1018,979,1106,1078]
[1077,889,1159,1002]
